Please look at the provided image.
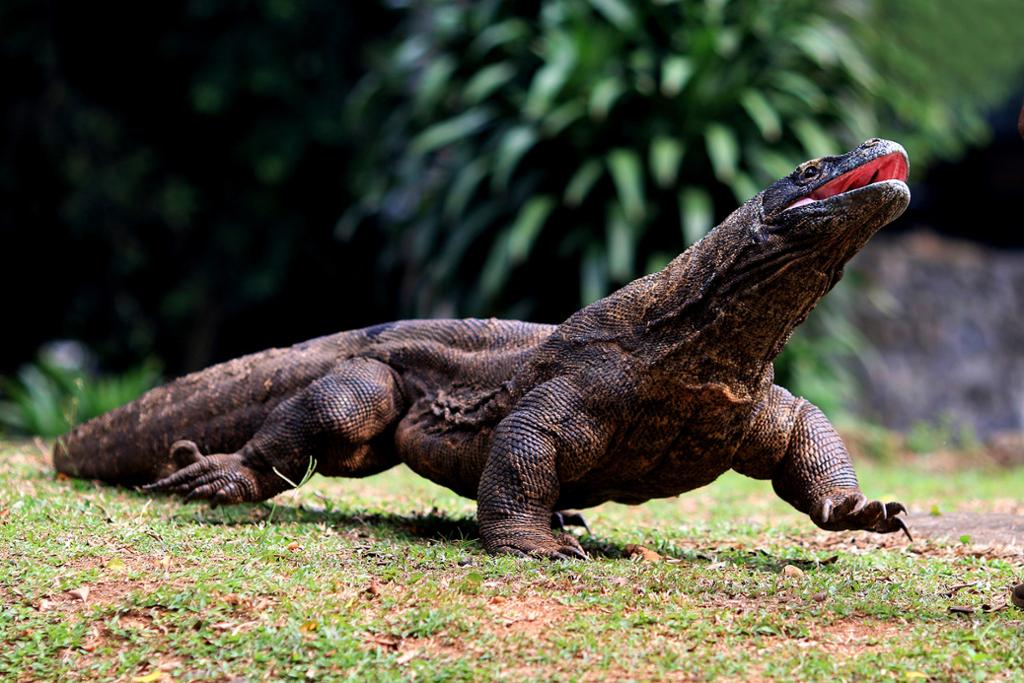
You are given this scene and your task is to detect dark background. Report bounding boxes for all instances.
[3,2,395,374]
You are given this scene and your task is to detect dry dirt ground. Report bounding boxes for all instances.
[907,512,1024,547]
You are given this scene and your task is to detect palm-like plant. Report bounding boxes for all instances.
[0,358,159,437]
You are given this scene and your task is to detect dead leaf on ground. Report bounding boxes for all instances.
[68,586,90,602]
[782,564,805,579]
[625,544,662,562]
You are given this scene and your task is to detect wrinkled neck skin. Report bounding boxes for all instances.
[640,197,844,387]
[556,145,910,393]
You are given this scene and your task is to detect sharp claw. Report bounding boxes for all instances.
[563,546,588,560]
[142,477,176,493]
[566,514,592,536]
[551,510,593,535]
[892,515,913,542]
[145,461,207,493]
[142,474,172,491]
[818,499,833,525]
[888,502,907,516]
[848,496,868,517]
[551,511,566,530]
[184,485,207,501]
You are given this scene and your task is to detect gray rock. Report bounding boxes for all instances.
[850,230,1024,439]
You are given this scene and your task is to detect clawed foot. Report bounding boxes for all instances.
[487,529,589,561]
[551,509,592,535]
[812,490,912,541]
[142,446,266,504]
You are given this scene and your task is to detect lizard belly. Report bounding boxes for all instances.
[393,396,497,499]
[557,442,735,509]
[557,396,752,509]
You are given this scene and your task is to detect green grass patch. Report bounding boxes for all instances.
[1,440,1022,681]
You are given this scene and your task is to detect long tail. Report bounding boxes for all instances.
[53,335,347,486]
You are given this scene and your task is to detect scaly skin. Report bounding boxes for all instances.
[55,139,913,559]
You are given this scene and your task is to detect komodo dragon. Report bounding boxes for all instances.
[55,138,913,559]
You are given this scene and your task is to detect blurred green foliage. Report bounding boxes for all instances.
[345,0,862,316]
[905,414,982,455]
[343,0,1024,320]
[0,358,160,438]
[860,0,1024,165]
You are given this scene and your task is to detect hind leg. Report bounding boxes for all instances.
[144,358,405,504]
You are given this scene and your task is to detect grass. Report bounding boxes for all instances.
[1,439,1023,682]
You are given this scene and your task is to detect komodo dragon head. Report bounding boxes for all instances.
[759,137,909,268]
[647,138,910,379]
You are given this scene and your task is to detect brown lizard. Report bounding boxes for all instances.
[55,138,913,559]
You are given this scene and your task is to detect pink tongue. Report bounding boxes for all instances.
[788,197,816,209]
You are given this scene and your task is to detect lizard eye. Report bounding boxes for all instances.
[800,165,820,181]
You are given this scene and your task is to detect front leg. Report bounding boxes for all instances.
[735,385,911,540]
[477,379,608,559]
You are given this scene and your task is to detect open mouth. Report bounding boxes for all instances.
[785,152,909,211]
